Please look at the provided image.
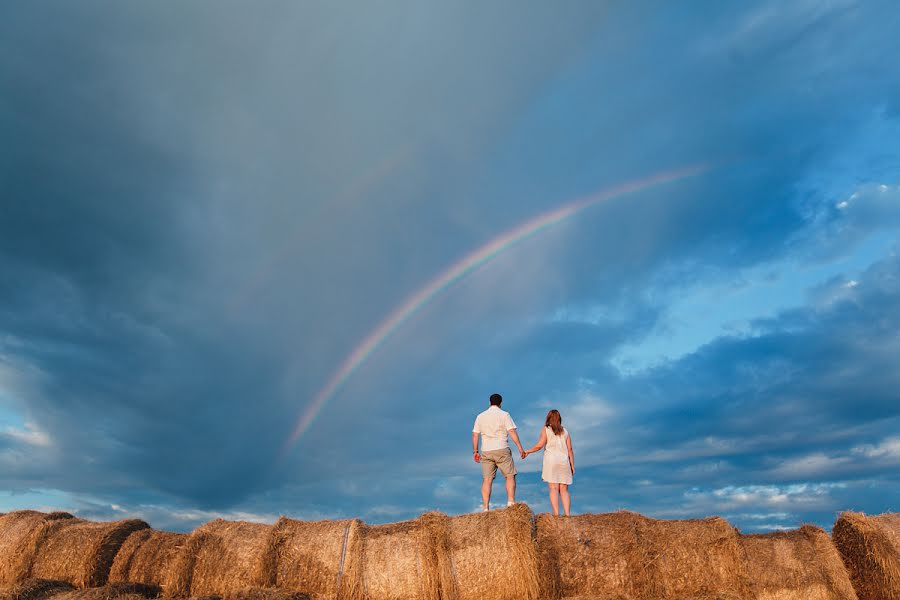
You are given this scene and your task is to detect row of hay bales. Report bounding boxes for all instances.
[1,506,897,600]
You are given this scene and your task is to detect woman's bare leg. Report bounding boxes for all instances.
[560,483,571,516]
[548,483,560,516]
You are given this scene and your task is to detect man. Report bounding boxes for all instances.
[472,392,527,511]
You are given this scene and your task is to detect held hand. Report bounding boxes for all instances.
[520,449,527,459]
[473,452,481,463]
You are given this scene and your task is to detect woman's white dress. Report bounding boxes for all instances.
[541,426,572,485]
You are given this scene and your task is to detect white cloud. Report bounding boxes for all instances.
[852,437,900,461]
[3,422,52,448]
[771,452,852,478]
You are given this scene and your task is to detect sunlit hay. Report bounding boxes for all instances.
[445,503,540,600]
[535,511,642,600]
[833,511,900,600]
[221,587,311,600]
[265,516,363,600]
[48,582,161,600]
[169,520,273,598]
[636,514,749,599]
[740,525,858,600]
[27,518,149,588]
[359,512,451,600]
[108,529,188,595]
[0,578,75,600]
[0,512,74,586]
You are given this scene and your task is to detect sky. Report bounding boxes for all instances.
[1,1,899,534]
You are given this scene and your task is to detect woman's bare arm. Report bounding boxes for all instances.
[566,432,575,474]
[525,428,547,455]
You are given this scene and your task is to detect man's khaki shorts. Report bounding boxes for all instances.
[481,447,517,479]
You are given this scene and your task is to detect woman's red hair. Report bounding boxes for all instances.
[545,409,563,436]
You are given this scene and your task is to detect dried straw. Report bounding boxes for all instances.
[536,510,749,600]
[832,511,900,600]
[636,514,748,599]
[359,511,451,600]
[740,525,857,600]
[48,582,161,600]
[27,519,150,588]
[535,511,641,600]
[108,530,187,595]
[445,503,540,600]
[265,516,363,600]
[167,520,273,598]
[0,512,74,586]
[221,587,311,600]
[0,578,75,600]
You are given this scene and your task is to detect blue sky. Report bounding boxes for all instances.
[1,1,899,533]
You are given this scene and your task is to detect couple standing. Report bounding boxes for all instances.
[471,393,575,516]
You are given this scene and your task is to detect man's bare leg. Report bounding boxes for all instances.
[505,474,516,505]
[560,483,571,516]
[482,477,492,510]
[548,483,560,516]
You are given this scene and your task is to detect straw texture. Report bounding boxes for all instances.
[740,525,857,600]
[536,510,749,600]
[265,516,363,600]
[0,512,74,586]
[0,578,75,600]
[108,529,187,594]
[833,511,900,600]
[446,503,540,600]
[26,518,149,588]
[167,520,272,597]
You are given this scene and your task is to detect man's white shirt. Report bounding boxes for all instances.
[473,405,517,451]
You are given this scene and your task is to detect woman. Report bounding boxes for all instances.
[525,409,575,516]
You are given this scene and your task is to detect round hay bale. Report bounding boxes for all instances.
[740,525,857,600]
[635,514,748,599]
[47,582,160,600]
[445,503,540,600]
[222,587,311,600]
[167,520,273,598]
[833,511,900,600]
[27,518,150,588]
[0,512,75,586]
[50,582,160,600]
[265,516,363,600]
[536,510,748,600]
[535,511,642,600]
[0,578,75,600]
[108,529,188,594]
[359,512,451,600]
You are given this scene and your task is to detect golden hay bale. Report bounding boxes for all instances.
[445,503,540,600]
[0,578,75,600]
[536,510,749,600]
[536,511,642,600]
[26,518,150,588]
[167,520,273,598]
[359,512,451,600]
[832,511,900,600]
[108,529,187,593]
[47,582,161,600]
[221,587,311,600]
[265,516,363,600]
[0,512,74,586]
[637,514,748,599]
[740,525,857,600]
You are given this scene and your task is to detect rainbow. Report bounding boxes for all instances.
[282,163,712,454]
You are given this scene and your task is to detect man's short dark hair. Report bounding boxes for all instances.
[489,393,503,406]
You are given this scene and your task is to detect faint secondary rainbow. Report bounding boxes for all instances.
[282,163,712,454]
